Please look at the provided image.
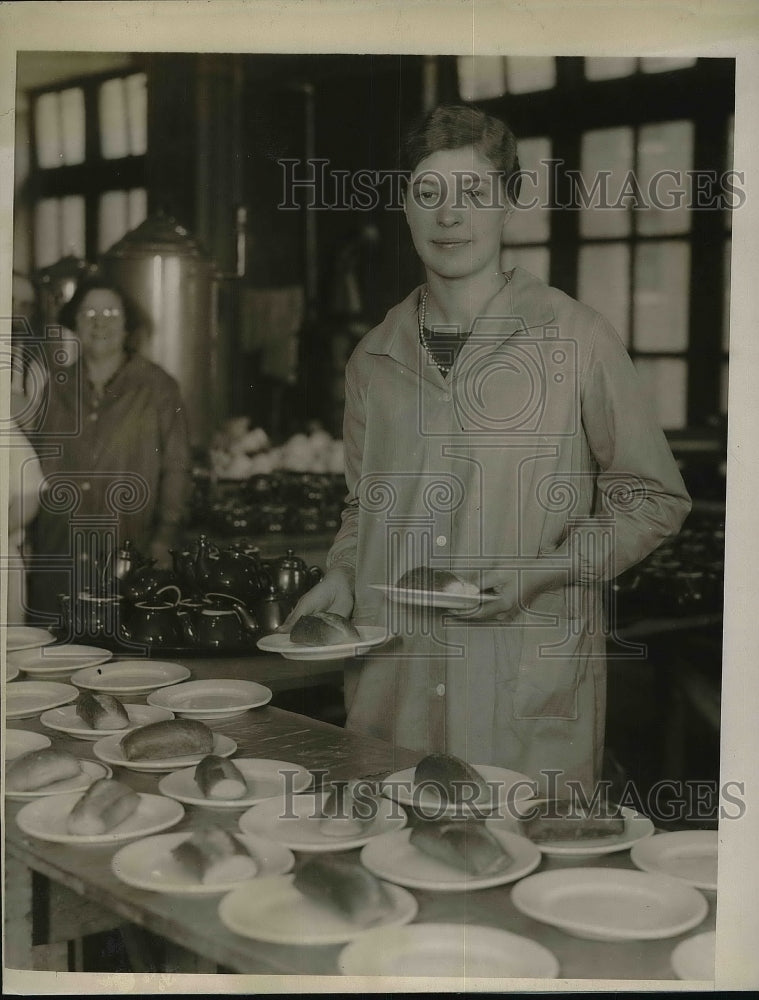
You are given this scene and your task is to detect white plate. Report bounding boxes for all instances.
[93,731,237,772]
[671,930,716,981]
[6,760,112,800]
[360,827,541,892]
[371,584,500,610]
[146,679,272,719]
[16,791,185,845]
[71,660,191,695]
[338,923,560,978]
[257,625,390,661]
[239,792,407,852]
[631,830,719,891]
[382,763,536,818]
[493,804,655,857]
[40,703,175,741]
[218,873,417,945]
[5,729,52,760]
[159,758,312,809]
[6,664,20,682]
[511,868,709,941]
[111,831,295,895]
[6,681,79,719]
[4,626,56,652]
[8,644,113,677]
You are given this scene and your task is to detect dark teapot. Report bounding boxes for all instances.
[271,548,323,598]
[181,597,260,650]
[121,561,179,603]
[59,591,123,643]
[195,535,267,603]
[120,588,182,647]
[254,585,295,635]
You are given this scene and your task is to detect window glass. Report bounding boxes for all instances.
[127,188,148,230]
[34,199,61,268]
[59,88,85,165]
[634,357,688,429]
[636,120,693,235]
[578,243,630,344]
[633,241,690,351]
[500,245,550,283]
[457,56,506,101]
[503,136,551,244]
[125,73,148,156]
[61,196,86,259]
[506,57,556,93]
[99,77,129,159]
[640,57,697,74]
[584,57,638,80]
[579,127,634,238]
[99,190,129,252]
[35,92,62,168]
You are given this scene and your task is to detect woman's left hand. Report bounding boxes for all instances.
[451,566,561,622]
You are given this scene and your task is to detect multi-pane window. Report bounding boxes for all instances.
[30,71,148,269]
[456,55,732,430]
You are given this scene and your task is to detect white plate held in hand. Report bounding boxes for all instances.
[371,584,500,611]
[16,792,185,845]
[40,703,175,741]
[159,758,312,809]
[111,831,295,895]
[257,626,390,661]
[147,679,272,719]
[338,923,560,978]
[511,868,709,941]
[218,873,418,945]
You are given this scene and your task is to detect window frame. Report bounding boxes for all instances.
[28,64,148,264]
[449,56,734,429]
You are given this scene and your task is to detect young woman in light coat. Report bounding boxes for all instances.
[287,105,690,795]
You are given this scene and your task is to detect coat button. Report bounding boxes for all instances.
[435,534,447,547]
[436,684,446,697]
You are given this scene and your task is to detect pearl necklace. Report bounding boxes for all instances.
[417,288,453,377]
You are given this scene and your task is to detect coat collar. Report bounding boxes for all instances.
[364,268,556,386]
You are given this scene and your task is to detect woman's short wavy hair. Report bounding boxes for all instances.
[403,104,522,205]
[58,276,142,354]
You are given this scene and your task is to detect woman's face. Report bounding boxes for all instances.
[404,145,511,282]
[76,289,127,363]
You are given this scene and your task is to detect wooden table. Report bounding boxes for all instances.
[4,654,716,981]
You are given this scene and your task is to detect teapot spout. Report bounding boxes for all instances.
[230,602,260,635]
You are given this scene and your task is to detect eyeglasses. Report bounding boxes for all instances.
[80,307,122,320]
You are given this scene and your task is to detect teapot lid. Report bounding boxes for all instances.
[277,548,306,569]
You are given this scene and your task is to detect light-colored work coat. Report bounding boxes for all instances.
[327,268,691,792]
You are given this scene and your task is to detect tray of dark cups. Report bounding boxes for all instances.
[53,537,323,658]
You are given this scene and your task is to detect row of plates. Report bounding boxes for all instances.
[6,675,273,721]
[12,781,712,948]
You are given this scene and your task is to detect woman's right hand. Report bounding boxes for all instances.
[279,566,355,632]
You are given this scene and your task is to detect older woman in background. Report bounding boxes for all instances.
[27,276,192,620]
